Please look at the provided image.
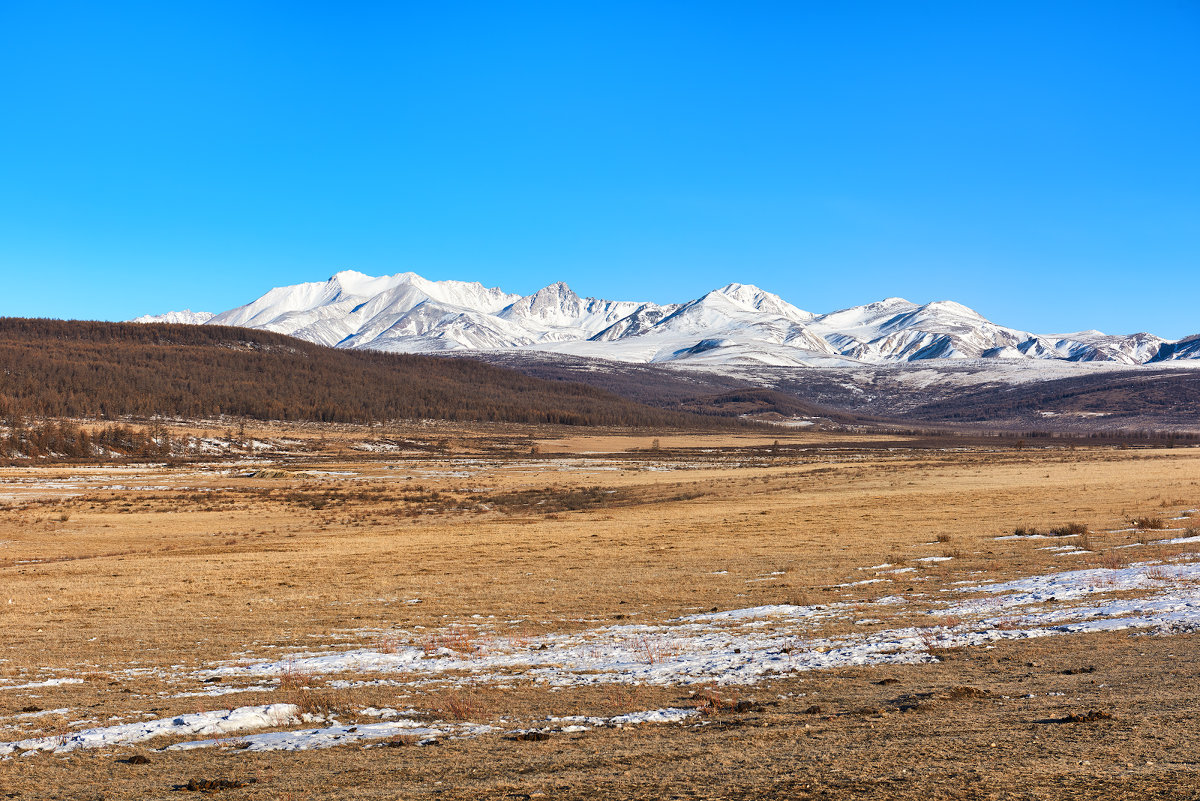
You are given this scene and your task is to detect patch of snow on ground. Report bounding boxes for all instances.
[168,720,466,752]
[0,678,84,691]
[1157,534,1200,545]
[188,557,1200,692]
[6,557,1200,756]
[0,704,297,755]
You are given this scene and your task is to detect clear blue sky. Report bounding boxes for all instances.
[1,2,1197,337]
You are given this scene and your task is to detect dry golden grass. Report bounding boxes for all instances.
[1,423,1199,798]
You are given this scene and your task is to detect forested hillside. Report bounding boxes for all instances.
[0,319,730,428]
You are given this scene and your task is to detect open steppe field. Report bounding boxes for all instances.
[2,423,1200,799]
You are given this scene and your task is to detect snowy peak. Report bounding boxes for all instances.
[714,283,814,323]
[132,270,1200,368]
[656,289,785,335]
[204,271,523,349]
[498,281,649,340]
[129,310,215,325]
[499,281,584,324]
[327,269,413,299]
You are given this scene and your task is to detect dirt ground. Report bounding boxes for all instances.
[1,423,1198,799]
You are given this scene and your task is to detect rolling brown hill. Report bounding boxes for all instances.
[0,318,737,429]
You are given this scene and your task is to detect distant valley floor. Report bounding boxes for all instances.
[468,351,1200,433]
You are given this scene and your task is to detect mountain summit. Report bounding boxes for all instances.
[132,271,1199,367]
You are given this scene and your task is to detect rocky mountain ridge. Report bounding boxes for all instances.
[132,270,1199,367]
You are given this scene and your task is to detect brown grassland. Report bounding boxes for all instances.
[1,422,1199,799]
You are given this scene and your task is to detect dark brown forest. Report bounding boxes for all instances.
[0,318,734,429]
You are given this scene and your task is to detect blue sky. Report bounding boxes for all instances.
[1,2,1197,337]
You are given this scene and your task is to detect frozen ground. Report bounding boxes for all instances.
[5,543,1199,757]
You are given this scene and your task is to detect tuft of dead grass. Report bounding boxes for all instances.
[429,689,488,721]
[276,665,360,718]
[1090,550,1127,570]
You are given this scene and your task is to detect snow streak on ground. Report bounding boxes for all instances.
[0,705,296,756]
[190,557,1200,694]
[0,705,698,755]
[4,556,1200,756]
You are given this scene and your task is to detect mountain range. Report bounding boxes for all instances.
[132,271,1200,368]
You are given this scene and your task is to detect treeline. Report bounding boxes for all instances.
[0,318,735,429]
[0,420,174,459]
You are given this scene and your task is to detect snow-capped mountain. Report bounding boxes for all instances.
[132,270,1200,368]
[129,309,215,325]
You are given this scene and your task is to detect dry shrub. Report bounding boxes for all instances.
[597,682,640,715]
[1013,526,1042,537]
[277,665,357,717]
[431,689,487,721]
[1049,522,1089,537]
[1091,550,1126,570]
[787,591,816,607]
[630,634,681,665]
[1132,516,1167,530]
[936,534,953,543]
[422,625,482,657]
[278,665,323,693]
[375,632,407,654]
[692,685,740,715]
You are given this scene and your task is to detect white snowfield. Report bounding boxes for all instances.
[4,555,1199,756]
[0,704,297,755]
[131,270,1200,368]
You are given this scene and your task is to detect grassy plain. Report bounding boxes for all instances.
[1,423,1199,799]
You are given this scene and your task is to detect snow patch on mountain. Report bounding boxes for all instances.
[133,271,1200,369]
[129,310,215,325]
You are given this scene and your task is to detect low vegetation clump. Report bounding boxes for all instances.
[430,690,488,721]
[1049,522,1089,537]
[1057,709,1114,724]
[1132,516,1168,530]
